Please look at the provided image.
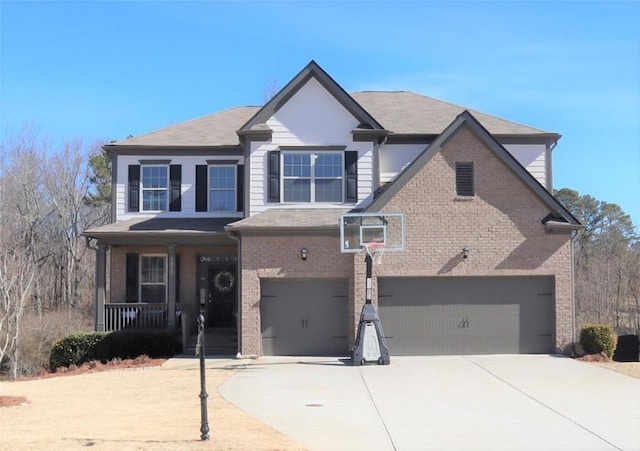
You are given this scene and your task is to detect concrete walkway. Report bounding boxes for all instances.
[218,355,640,451]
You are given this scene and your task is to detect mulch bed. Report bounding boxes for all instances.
[575,352,611,362]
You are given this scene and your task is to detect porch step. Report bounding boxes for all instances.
[183,328,237,356]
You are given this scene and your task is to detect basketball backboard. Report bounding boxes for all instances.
[340,212,405,253]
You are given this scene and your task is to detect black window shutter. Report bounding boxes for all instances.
[195,165,208,212]
[236,165,244,212]
[344,151,358,203]
[128,165,140,212]
[125,253,139,303]
[456,162,474,196]
[267,151,280,202]
[169,165,182,211]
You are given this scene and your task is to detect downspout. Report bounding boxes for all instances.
[570,229,578,356]
[547,140,558,191]
[109,150,117,224]
[372,136,388,193]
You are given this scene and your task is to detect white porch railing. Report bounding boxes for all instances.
[104,303,183,332]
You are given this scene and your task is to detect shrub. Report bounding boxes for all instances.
[580,324,617,358]
[49,332,108,370]
[49,330,178,371]
[102,330,178,359]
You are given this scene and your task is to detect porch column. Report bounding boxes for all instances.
[95,242,107,332]
[167,244,176,329]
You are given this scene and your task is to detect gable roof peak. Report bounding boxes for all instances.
[366,109,580,227]
[238,60,385,134]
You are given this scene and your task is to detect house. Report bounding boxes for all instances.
[83,61,582,357]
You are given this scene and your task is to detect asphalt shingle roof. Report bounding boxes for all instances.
[84,217,235,235]
[352,91,548,136]
[107,106,260,147]
[105,92,554,148]
[226,208,351,230]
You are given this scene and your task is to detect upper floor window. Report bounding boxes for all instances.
[209,165,236,211]
[128,164,181,213]
[282,152,343,203]
[195,163,243,213]
[267,150,357,204]
[142,166,168,211]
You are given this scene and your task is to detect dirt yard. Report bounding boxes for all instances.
[0,358,305,451]
[1,356,639,450]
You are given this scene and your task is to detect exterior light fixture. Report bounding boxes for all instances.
[462,246,470,259]
[301,248,308,260]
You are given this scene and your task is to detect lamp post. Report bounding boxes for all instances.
[197,308,210,440]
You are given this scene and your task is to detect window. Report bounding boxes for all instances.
[209,165,236,211]
[282,152,343,203]
[141,166,168,211]
[140,255,167,303]
[455,162,474,196]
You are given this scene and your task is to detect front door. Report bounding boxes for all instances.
[206,264,237,328]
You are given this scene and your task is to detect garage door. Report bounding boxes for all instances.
[261,279,349,356]
[378,277,554,355]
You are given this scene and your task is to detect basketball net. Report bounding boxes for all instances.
[364,242,386,265]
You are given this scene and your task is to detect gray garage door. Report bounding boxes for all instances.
[261,279,349,356]
[378,277,554,355]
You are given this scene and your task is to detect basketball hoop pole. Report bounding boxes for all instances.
[365,253,373,305]
[351,250,390,365]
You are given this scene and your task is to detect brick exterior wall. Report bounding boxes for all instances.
[373,125,573,353]
[239,234,353,355]
[238,124,574,356]
[109,244,237,332]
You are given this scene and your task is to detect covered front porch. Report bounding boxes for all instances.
[83,217,241,353]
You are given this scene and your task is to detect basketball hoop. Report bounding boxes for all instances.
[363,242,386,265]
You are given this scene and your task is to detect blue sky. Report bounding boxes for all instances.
[1,1,639,228]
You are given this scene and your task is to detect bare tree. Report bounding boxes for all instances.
[0,244,36,378]
[0,127,109,377]
[556,188,639,333]
[43,140,96,308]
[261,79,279,104]
[0,136,38,378]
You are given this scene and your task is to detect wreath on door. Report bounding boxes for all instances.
[213,270,235,294]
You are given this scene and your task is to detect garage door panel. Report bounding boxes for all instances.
[261,279,348,356]
[378,277,554,355]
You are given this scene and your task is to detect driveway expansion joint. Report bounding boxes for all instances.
[463,356,624,451]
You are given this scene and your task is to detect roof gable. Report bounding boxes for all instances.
[238,60,385,134]
[366,111,580,226]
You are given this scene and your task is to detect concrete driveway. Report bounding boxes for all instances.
[219,355,640,451]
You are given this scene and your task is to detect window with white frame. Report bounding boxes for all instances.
[283,152,343,203]
[140,255,167,303]
[141,166,168,211]
[209,165,236,211]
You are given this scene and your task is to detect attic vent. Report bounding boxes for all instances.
[456,162,474,196]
